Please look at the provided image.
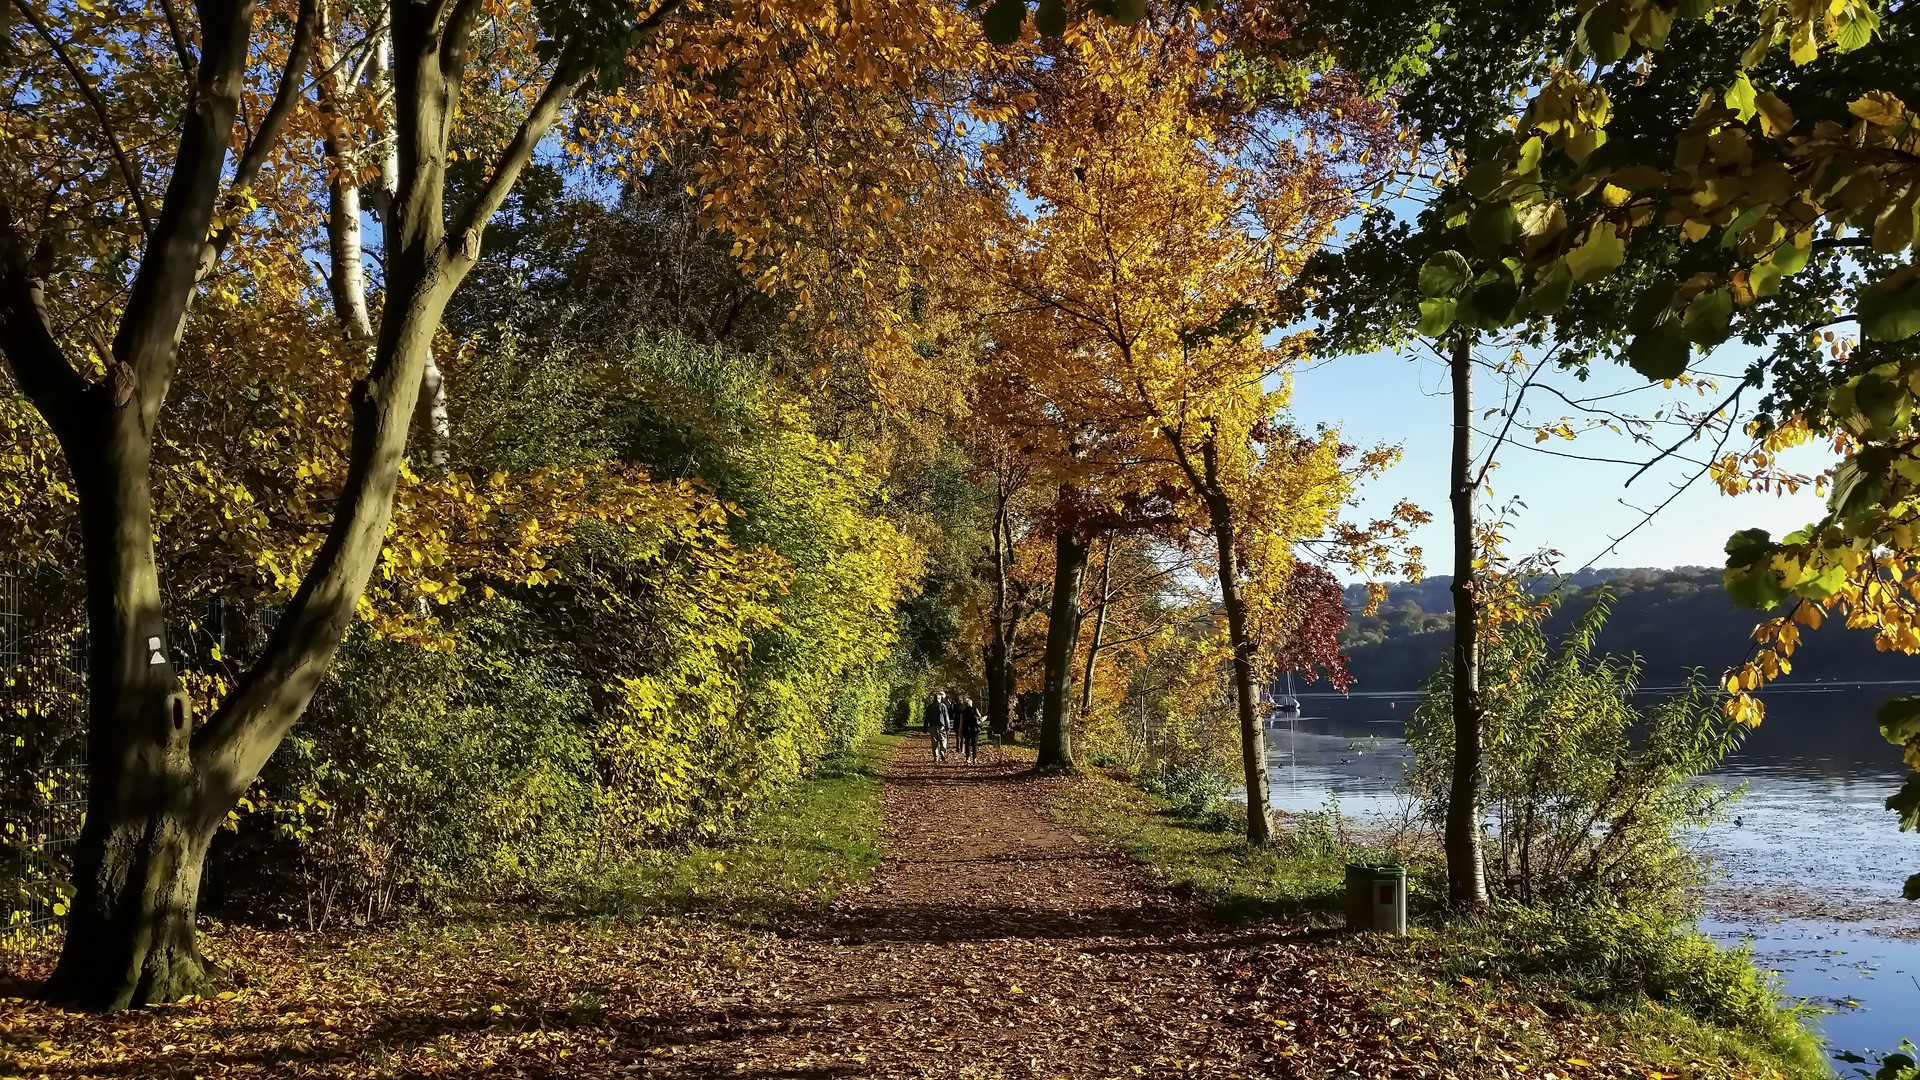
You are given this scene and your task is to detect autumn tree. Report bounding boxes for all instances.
[0,0,1011,1009]
[958,16,1397,840]
[1298,0,1917,885]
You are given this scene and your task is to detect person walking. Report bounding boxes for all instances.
[925,691,951,763]
[958,697,983,765]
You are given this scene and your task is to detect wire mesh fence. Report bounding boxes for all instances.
[1,567,87,949]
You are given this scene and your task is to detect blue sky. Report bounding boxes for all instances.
[1287,343,1839,582]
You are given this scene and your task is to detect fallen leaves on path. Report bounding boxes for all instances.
[0,738,1770,1078]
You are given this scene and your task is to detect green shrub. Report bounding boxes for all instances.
[1407,592,1742,913]
[238,604,598,925]
[1141,761,1227,818]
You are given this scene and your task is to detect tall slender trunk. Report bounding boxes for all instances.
[1199,441,1271,848]
[1078,532,1115,717]
[319,13,450,467]
[1037,528,1088,772]
[984,638,1007,735]
[986,489,1013,736]
[1446,333,1490,907]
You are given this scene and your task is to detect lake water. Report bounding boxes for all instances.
[1270,684,1920,1069]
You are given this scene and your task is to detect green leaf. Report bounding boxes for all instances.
[1565,128,1609,166]
[1467,203,1517,254]
[1876,698,1920,748]
[1628,279,1679,333]
[1463,161,1505,200]
[1419,251,1473,298]
[1681,288,1734,345]
[1675,0,1716,17]
[1795,560,1846,600]
[1851,370,1910,439]
[1417,297,1458,337]
[981,0,1026,44]
[1109,0,1145,25]
[1033,0,1067,36]
[1749,260,1784,297]
[1566,228,1625,284]
[1723,529,1786,610]
[1828,454,1886,519]
[1872,184,1919,254]
[1724,72,1758,122]
[1773,241,1812,275]
[1725,527,1773,566]
[1515,137,1544,176]
[1835,5,1879,52]
[1471,279,1523,327]
[1905,871,1920,901]
[1887,773,1920,832]
[1578,3,1631,63]
[1720,202,1769,248]
[1725,561,1788,610]
[1530,260,1574,315]
[1859,280,1920,342]
[1626,325,1689,379]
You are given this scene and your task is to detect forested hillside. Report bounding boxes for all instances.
[1338,568,1920,691]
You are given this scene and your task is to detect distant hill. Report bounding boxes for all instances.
[1330,567,1920,692]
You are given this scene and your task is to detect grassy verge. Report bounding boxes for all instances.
[545,733,900,928]
[1048,769,1831,1080]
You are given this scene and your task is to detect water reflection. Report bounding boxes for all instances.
[1270,684,1920,1065]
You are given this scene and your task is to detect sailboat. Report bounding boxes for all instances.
[1275,670,1301,715]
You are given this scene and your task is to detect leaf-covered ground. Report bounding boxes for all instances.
[1,738,1793,1078]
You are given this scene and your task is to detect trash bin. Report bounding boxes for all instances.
[1344,862,1408,936]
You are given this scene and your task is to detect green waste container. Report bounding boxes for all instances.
[1344,862,1407,936]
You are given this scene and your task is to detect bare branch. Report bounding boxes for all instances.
[157,0,197,74]
[1623,381,1745,487]
[231,0,319,194]
[0,206,90,428]
[446,62,586,249]
[13,0,155,238]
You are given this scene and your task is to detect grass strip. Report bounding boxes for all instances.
[1048,768,1832,1080]
[549,733,900,927]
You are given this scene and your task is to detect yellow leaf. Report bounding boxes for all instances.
[1755,92,1795,138]
[1850,91,1908,127]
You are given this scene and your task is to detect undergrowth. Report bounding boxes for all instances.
[1049,770,1831,1080]
[539,733,898,928]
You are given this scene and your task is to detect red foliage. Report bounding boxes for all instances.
[1270,561,1354,692]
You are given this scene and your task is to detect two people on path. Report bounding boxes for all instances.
[957,697,982,764]
[924,690,984,765]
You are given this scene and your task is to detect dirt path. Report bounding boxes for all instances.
[627,736,1281,1079]
[3,738,1728,1079]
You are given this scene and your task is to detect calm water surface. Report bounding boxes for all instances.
[1271,684,1920,1068]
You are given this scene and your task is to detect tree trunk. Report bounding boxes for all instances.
[986,490,1013,737]
[8,0,621,1009]
[985,638,1006,730]
[40,403,215,1009]
[1078,533,1115,718]
[1199,441,1271,848]
[1036,528,1088,772]
[420,352,451,467]
[1446,333,1490,908]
